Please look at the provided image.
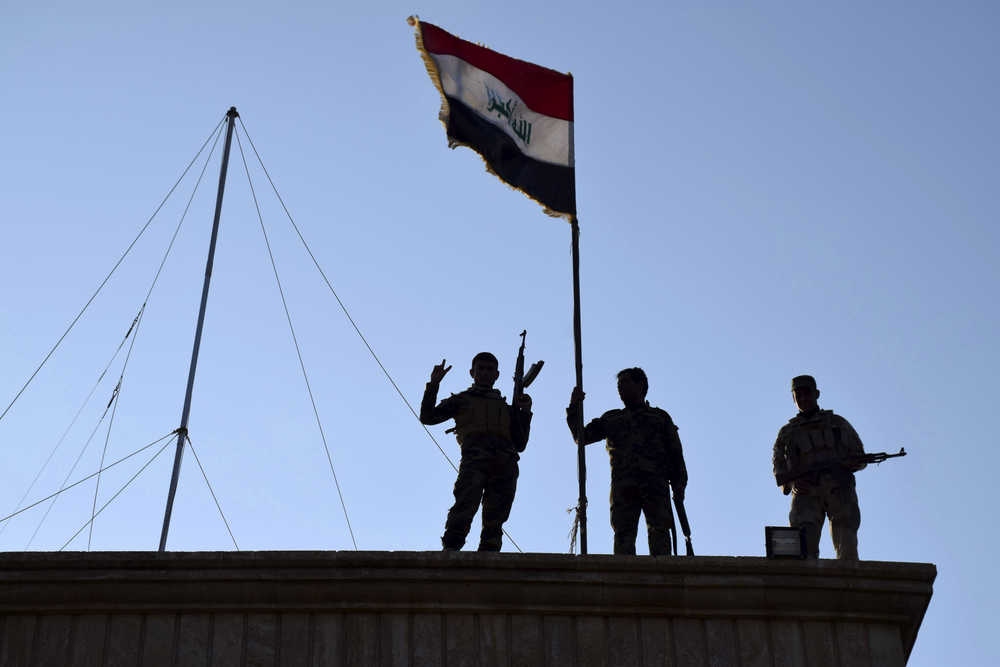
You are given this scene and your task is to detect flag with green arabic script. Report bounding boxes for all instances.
[409,17,576,218]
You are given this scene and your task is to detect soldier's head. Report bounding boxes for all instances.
[617,367,648,406]
[470,352,500,388]
[791,374,820,412]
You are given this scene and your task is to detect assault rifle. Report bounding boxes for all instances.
[663,485,693,556]
[672,491,695,556]
[512,330,543,451]
[513,330,544,403]
[775,447,907,487]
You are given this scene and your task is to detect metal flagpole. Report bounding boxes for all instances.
[158,107,239,552]
[571,215,588,554]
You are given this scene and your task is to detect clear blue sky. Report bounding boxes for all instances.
[1,2,996,664]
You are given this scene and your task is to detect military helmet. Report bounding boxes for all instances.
[791,375,817,391]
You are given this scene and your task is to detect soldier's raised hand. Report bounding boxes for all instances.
[429,359,452,385]
[516,393,532,412]
[569,386,585,406]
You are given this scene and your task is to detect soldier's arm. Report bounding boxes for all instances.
[581,417,607,445]
[510,400,533,450]
[419,383,461,425]
[838,416,867,471]
[565,400,606,445]
[667,423,688,496]
[772,430,793,494]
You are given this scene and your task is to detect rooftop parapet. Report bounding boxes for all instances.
[0,551,935,666]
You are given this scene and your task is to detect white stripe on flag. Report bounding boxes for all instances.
[430,53,573,168]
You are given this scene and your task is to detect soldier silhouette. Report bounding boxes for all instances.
[772,375,866,560]
[567,368,687,555]
[420,353,532,551]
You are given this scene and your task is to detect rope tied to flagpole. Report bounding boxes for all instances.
[567,498,587,554]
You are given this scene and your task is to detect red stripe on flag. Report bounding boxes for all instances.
[420,21,573,122]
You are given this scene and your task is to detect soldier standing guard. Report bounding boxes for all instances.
[566,368,688,556]
[772,375,867,560]
[420,353,532,551]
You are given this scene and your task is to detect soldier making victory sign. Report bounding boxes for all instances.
[420,353,532,552]
[567,368,688,556]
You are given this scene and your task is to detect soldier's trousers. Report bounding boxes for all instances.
[790,473,861,560]
[442,453,518,551]
[610,475,673,556]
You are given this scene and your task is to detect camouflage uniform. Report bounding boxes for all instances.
[772,408,866,560]
[567,402,687,555]
[421,383,531,551]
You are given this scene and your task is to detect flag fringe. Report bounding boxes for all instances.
[409,16,572,221]
[409,17,452,145]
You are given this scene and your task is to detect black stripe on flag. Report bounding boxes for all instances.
[446,96,576,216]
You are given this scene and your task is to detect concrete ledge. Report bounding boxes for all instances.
[0,551,935,666]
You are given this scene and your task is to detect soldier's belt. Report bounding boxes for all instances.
[460,431,515,447]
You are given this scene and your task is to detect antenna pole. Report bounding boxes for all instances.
[158,107,239,552]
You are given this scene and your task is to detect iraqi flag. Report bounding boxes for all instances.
[409,17,575,218]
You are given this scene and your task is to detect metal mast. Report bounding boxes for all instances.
[570,216,587,554]
[158,106,238,552]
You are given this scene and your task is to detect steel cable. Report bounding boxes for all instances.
[25,382,122,548]
[0,430,178,528]
[235,129,358,550]
[60,437,174,551]
[185,433,239,550]
[0,116,227,426]
[86,122,226,550]
[235,118,523,553]
[0,308,140,543]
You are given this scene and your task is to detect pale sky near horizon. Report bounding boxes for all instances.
[1,2,997,664]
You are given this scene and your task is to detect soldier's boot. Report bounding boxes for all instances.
[832,528,859,561]
[613,531,638,555]
[442,490,479,552]
[828,484,861,561]
[789,494,824,558]
[610,499,641,556]
[479,468,516,553]
[799,521,822,559]
[477,509,506,551]
[829,512,860,560]
[648,527,671,556]
[443,461,487,553]
[475,517,501,551]
[441,529,466,552]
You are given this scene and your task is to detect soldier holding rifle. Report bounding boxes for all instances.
[420,345,536,552]
[772,374,904,560]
